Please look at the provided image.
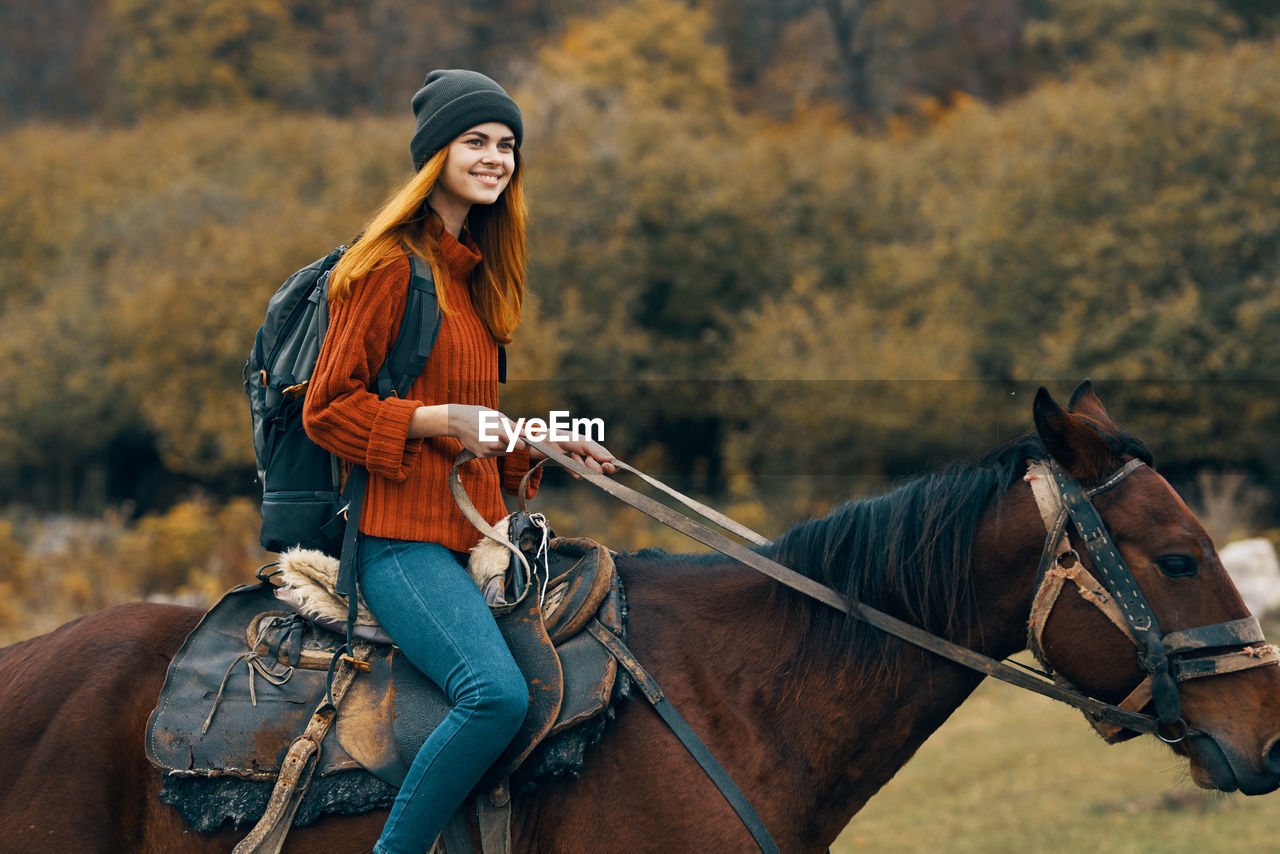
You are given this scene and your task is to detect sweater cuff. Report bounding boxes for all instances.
[365,396,420,481]
[500,446,542,499]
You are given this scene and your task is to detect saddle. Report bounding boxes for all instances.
[145,531,626,838]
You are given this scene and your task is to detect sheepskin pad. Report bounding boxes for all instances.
[273,517,512,631]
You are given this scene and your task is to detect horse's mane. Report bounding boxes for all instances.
[763,427,1152,679]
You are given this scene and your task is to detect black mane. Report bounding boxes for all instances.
[764,428,1151,674]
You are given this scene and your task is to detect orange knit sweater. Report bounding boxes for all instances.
[303,229,537,552]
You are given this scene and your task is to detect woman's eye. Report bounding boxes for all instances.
[1155,555,1198,579]
[499,142,514,151]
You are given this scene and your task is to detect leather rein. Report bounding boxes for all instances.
[463,442,1278,741]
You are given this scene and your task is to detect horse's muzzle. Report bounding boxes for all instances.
[1183,731,1280,796]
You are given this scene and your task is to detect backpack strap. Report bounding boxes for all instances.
[337,253,442,673]
[376,253,442,399]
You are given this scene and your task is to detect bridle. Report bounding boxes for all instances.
[1023,457,1279,743]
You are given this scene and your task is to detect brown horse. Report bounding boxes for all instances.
[3,384,1279,853]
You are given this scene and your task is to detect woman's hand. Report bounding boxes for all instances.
[449,405,521,458]
[530,436,617,476]
[410,403,519,458]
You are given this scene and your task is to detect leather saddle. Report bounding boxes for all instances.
[146,536,625,803]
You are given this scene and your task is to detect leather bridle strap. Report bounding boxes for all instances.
[473,441,1165,736]
[452,446,1278,851]
[516,457,771,547]
[1044,460,1184,726]
[1024,458,1279,741]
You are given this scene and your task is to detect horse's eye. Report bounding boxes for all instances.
[1156,554,1198,579]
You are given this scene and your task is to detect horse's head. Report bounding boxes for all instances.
[1029,381,1280,795]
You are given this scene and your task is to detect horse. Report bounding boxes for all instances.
[3,382,1279,853]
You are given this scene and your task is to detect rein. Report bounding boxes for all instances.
[495,441,1258,736]
[450,442,1278,850]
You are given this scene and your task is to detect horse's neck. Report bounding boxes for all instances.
[614,497,1040,846]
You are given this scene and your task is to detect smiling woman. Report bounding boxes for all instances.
[299,69,615,854]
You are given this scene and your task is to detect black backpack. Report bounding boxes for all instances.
[245,248,441,556]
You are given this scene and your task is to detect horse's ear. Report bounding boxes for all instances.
[1033,386,1109,474]
[1065,379,1116,428]
[1034,387,1074,467]
[1036,383,1129,480]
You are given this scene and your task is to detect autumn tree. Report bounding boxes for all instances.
[722,39,1280,485]
[1024,0,1246,71]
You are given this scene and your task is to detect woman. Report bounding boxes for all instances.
[303,69,614,854]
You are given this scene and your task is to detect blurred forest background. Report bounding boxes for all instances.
[2,0,1280,643]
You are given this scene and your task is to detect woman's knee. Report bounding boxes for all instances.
[492,662,530,730]
[462,662,528,732]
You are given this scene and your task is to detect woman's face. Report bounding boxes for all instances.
[433,122,516,211]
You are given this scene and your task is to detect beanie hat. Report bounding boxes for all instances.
[409,70,523,170]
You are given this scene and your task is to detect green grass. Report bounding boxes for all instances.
[833,666,1280,853]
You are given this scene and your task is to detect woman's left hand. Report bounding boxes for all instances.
[530,437,617,476]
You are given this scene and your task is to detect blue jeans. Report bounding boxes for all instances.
[358,536,528,854]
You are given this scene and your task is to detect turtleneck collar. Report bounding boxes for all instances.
[426,211,482,280]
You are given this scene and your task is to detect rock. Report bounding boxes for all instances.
[1220,538,1280,617]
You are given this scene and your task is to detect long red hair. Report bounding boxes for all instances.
[328,146,527,344]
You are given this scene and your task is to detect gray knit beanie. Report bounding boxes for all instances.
[409,70,523,170]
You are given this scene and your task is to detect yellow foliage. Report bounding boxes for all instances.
[0,499,269,645]
[108,0,307,116]
[2,12,1279,524]
[0,110,406,485]
[545,0,735,123]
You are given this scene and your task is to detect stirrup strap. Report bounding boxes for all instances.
[478,783,512,853]
[232,642,375,854]
[439,782,512,854]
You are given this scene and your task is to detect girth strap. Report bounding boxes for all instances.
[585,620,782,854]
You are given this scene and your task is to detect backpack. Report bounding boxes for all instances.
[245,247,442,556]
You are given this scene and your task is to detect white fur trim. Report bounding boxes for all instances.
[277,547,378,626]
[277,531,507,631]
[468,515,512,590]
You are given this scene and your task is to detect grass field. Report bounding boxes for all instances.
[833,657,1280,853]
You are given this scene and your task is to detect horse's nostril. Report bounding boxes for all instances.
[1263,733,1280,776]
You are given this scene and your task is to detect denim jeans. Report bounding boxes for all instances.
[358,536,528,854]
